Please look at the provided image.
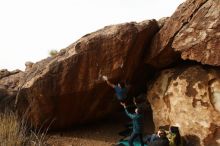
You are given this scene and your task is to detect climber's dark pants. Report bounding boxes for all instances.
[128,133,144,146]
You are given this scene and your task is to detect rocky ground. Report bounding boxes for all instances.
[46,110,154,146]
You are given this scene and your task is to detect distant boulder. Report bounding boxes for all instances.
[0,69,24,111]
[25,61,34,71]
[0,69,11,79]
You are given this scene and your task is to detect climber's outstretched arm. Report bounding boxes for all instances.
[103,76,115,88]
[106,79,115,88]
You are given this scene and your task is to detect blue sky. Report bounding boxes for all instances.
[0,0,185,71]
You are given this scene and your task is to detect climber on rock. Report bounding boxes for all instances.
[103,76,128,103]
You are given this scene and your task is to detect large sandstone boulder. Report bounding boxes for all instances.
[17,20,159,129]
[173,0,220,66]
[0,69,24,111]
[147,65,220,146]
[145,0,220,68]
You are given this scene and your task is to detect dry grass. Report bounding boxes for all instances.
[0,111,47,146]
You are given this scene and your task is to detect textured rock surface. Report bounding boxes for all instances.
[25,61,34,71]
[173,0,220,66]
[0,69,24,111]
[145,0,220,68]
[157,17,169,29]
[147,65,220,146]
[17,20,159,129]
[0,69,10,79]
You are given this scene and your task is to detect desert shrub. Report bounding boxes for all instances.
[49,50,58,57]
[0,111,48,146]
[0,112,25,145]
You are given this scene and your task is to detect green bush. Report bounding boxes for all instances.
[49,50,58,57]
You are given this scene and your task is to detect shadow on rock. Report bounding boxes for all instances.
[184,134,201,146]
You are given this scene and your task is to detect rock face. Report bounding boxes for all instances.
[173,0,220,66]
[17,20,159,129]
[145,0,220,68]
[25,61,34,71]
[147,65,220,146]
[0,69,24,111]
